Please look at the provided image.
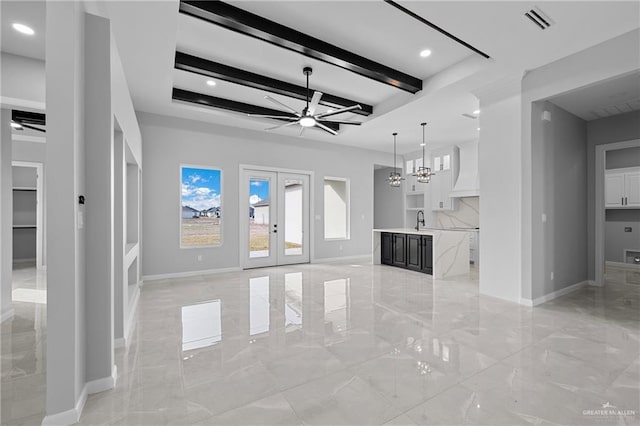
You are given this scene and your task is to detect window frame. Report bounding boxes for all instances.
[179,164,223,249]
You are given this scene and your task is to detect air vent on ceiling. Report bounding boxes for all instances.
[462,113,478,120]
[525,7,552,30]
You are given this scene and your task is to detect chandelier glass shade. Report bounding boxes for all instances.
[388,132,405,187]
[413,122,435,184]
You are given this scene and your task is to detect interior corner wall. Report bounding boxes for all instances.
[522,28,640,300]
[140,113,393,277]
[373,167,403,229]
[45,0,87,419]
[531,101,588,299]
[477,91,522,303]
[1,109,13,320]
[587,110,640,276]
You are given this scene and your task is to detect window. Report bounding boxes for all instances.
[180,165,222,247]
[324,177,349,240]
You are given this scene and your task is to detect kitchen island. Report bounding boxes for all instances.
[373,228,470,279]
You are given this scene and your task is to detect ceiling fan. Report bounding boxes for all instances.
[248,67,363,136]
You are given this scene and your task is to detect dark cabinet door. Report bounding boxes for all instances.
[421,236,433,274]
[392,233,406,267]
[407,234,421,271]
[381,233,393,265]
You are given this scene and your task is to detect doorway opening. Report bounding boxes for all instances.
[240,166,311,268]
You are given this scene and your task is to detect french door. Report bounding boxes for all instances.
[241,168,310,268]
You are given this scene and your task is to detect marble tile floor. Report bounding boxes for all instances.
[2,261,640,425]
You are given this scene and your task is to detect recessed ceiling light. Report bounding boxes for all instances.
[473,109,480,115]
[12,23,34,35]
[419,49,432,58]
[206,80,216,86]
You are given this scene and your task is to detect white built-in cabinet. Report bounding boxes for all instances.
[605,167,640,208]
[430,146,459,211]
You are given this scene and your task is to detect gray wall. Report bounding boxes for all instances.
[140,113,393,277]
[587,110,640,278]
[373,167,403,229]
[606,146,640,169]
[12,167,37,261]
[532,101,588,299]
[605,210,640,262]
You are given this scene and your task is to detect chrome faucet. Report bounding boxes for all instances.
[415,210,425,231]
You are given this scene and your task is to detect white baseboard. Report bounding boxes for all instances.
[86,364,117,395]
[520,280,589,307]
[1,307,15,323]
[312,254,372,264]
[143,266,242,282]
[41,384,87,426]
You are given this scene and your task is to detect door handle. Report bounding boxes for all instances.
[622,197,624,205]
[625,197,628,205]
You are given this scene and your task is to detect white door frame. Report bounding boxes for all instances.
[594,138,640,286]
[12,161,45,270]
[239,164,314,269]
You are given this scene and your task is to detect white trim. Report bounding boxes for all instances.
[85,365,117,395]
[519,280,589,307]
[312,254,372,264]
[595,139,640,286]
[143,267,242,282]
[13,134,46,144]
[1,307,15,323]
[41,385,87,426]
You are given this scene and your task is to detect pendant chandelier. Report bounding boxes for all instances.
[413,122,435,183]
[388,132,405,187]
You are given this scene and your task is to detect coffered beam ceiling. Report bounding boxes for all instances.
[179,0,423,94]
[383,0,491,59]
[175,52,373,116]
[172,88,341,132]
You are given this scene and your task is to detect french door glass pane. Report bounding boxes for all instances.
[249,178,270,258]
[284,178,303,256]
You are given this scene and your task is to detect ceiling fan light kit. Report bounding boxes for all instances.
[247,66,363,136]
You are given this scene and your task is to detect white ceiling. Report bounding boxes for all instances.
[0,1,45,60]
[548,71,640,121]
[2,1,639,153]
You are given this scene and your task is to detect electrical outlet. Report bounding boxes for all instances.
[339,244,343,251]
[542,213,547,223]
[197,255,203,262]
[315,215,321,221]
[550,272,554,281]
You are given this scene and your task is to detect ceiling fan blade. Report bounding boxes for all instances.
[248,114,298,120]
[316,104,362,119]
[320,119,362,125]
[265,121,300,131]
[264,95,301,116]
[307,91,323,116]
[21,123,46,133]
[315,121,338,136]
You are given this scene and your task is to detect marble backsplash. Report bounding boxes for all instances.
[436,197,479,228]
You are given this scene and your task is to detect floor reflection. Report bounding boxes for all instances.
[181,300,222,351]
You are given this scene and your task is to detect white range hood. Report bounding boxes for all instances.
[450,140,480,198]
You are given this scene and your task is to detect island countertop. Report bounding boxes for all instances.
[372,228,470,279]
